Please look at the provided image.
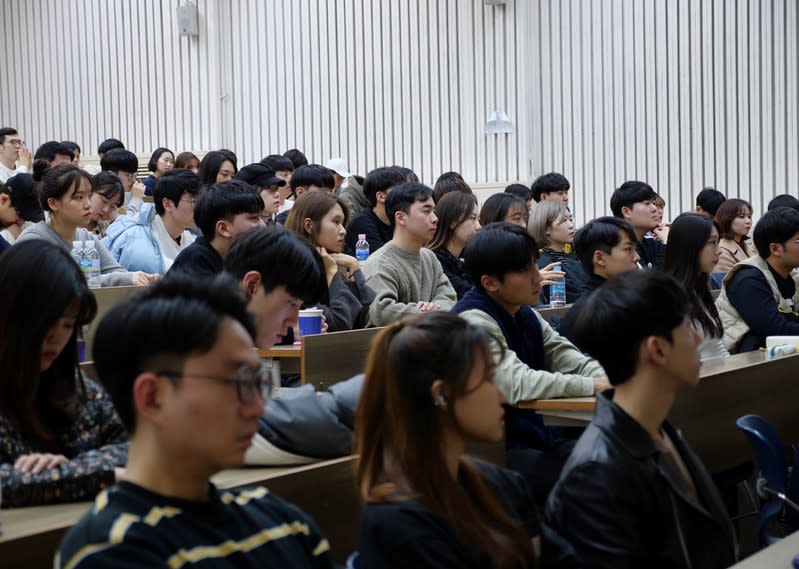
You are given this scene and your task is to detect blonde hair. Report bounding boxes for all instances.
[527,200,568,246]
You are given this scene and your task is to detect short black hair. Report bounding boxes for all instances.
[0,128,18,145]
[93,273,255,431]
[217,149,238,168]
[609,180,657,218]
[695,187,726,216]
[432,171,471,203]
[61,141,81,155]
[478,193,528,227]
[504,183,532,202]
[97,138,125,155]
[283,149,308,169]
[100,148,138,173]
[34,141,63,162]
[530,172,570,202]
[768,194,799,213]
[193,180,264,241]
[198,151,237,187]
[573,216,638,274]
[753,207,799,259]
[261,154,294,172]
[153,169,201,215]
[363,166,407,208]
[290,164,335,193]
[572,271,688,386]
[462,222,539,291]
[225,226,326,306]
[384,182,434,229]
[147,147,173,172]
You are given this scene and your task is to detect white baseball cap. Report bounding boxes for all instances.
[325,157,351,178]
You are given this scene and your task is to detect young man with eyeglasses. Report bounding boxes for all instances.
[56,274,337,568]
[0,127,33,183]
[103,169,200,275]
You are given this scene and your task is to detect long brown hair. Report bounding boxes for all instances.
[715,198,752,254]
[284,191,349,246]
[429,191,478,251]
[356,312,536,568]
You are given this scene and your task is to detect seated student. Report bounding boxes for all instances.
[344,166,407,256]
[610,180,665,269]
[716,207,799,352]
[174,151,201,173]
[103,169,200,274]
[714,198,753,273]
[505,182,533,211]
[141,147,174,196]
[356,312,574,568]
[557,217,639,343]
[100,148,146,216]
[528,200,588,305]
[432,170,473,203]
[769,194,799,212]
[198,150,238,187]
[85,172,125,238]
[362,182,457,326]
[428,191,481,299]
[0,173,43,243]
[168,179,265,278]
[56,276,337,568]
[651,193,670,243]
[0,242,127,507]
[531,172,570,205]
[83,137,125,176]
[479,193,529,228]
[261,154,296,214]
[235,162,286,224]
[695,187,726,217]
[546,271,737,569]
[664,213,729,360]
[285,192,375,331]
[17,165,156,286]
[275,164,335,225]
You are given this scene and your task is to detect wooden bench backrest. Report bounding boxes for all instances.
[302,327,383,389]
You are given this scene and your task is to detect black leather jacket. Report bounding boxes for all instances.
[545,390,737,569]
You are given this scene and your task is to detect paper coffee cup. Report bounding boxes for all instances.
[298,308,323,336]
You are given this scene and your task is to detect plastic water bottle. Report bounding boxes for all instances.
[549,264,566,308]
[355,234,369,261]
[83,241,101,288]
[71,240,84,270]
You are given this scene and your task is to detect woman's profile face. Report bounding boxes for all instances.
[315,204,347,253]
[52,178,92,228]
[90,191,121,221]
[451,354,506,444]
[155,152,175,175]
[730,208,752,240]
[699,226,721,274]
[40,302,79,371]
[504,206,528,228]
[216,160,236,183]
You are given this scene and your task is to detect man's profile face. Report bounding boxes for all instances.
[248,284,303,349]
[490,259,544,309]
[542,189,569,205]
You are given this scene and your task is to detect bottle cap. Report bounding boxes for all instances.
[72,241,82,248]
[358,234,366,240]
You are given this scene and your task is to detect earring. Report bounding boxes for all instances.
[434,395,447,409]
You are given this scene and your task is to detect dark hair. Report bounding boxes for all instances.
[429,192,479,251]
[609,180,657,217]
[462,223,538,290]
[193,180,264,241]
[174,152,200,170]
[285,191,350,245]
[663,213,723,337]
[61,140,81,156]
[479,193,528,227]
[432,171,472,203]
[714,198,752,243]
[217,148,238,168]
[572,271,688,386]
[573,216,637,274]
[504,183,532,202]
[225,225,325,305]
[100,148,138,174]
[290,164,335,193]
[0,127,18,145]
[94,273,254,431]
[40,164,94,212]
[198,151,238,188]
[0,242,97,440]
[768,194,799,212]
[34,141,64,162]
[283,148,309,169]
[261,154,294,172]
[530,172,570,202]
[696,187,726,216]
[392,166,419,183]
[752,207,799,259]
[384,182,434,229]
[97,138,125,155]
[363,166,407,208]
[147,147,174,172]
[3,173,44,222]
[92,171,125,208]
[153,168,201,215]
[356,312,536,568]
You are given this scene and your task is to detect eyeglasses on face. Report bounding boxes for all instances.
[179,197,197,206]
[6,139,24,147]
[157,364,274,404]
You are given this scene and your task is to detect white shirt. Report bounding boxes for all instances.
[150,214,196,272]
[0,162,28,184]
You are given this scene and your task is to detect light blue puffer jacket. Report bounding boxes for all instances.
[102,203,165,275]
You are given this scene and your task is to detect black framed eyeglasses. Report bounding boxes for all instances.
[157,364,274,404]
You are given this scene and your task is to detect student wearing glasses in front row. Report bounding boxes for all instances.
[103,169,200,275]
[56,275,337,569]
[0,127,33,183]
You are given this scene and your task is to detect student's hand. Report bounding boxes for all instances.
[329,252,360,273]
[114,467,127,481]
[18,146,33,169]
[653,225,670,243]
[130,272,160,286]
[131,180,146,200]
[416,301,439,312]
[321,314,328,334]
[593,376,611,393]
[14,453,68,474]
[538,262,566,286]
[317,247,339,285]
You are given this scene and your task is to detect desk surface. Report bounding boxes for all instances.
[731,531,799,568]
[258,344,303,359]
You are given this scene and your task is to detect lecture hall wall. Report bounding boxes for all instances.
[2,0,797,223]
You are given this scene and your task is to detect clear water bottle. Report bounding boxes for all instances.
[549,264,566,308]
[71,240,84,270]
[355,234,369,261]
[83,241,102,288]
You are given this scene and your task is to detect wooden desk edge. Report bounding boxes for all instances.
[258,345,304,359]
[517,398,596,411]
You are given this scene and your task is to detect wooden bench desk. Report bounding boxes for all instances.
[1,456,360,567]
[84,286,143,359]
[730,530,799,568]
